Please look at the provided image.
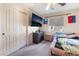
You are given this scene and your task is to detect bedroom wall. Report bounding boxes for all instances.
[41,9,79,34]
[63,10,79,33]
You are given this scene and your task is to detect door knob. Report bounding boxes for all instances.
[2,33,5,35]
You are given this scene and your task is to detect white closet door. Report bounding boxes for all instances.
[0,7,15,55]
[9,7,15,50]
[21,13,30,45]
[0,6,8,55]
[0,6,2,55]
[0,5,28,55]
[8,7,27,53]
[13,8,21,47]
[14,10,27,47]
[8,7,27,51]
[19,12,28,45]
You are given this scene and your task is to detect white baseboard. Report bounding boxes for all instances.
[2,43,26,56]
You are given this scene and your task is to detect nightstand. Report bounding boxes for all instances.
[44,33,53,41]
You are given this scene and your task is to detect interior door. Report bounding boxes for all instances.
[0,6,8,55]
[21,12,28,45]
[0,5,28,55]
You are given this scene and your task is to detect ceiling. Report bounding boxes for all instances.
[24,3,79,16]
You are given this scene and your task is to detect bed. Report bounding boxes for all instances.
[50,32,79,56]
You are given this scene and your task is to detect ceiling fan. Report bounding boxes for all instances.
[46,3,66,10]
[58,3,66,6]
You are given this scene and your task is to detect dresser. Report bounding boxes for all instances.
[33,31,44,44]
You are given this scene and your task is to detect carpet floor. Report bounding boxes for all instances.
[9,41,51,56]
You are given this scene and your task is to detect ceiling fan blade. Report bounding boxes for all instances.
[58,3,66,6]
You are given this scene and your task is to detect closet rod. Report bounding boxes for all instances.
[45,13,71,18]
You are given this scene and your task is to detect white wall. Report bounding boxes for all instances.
[63,10,79,33]
[41,9,79,34]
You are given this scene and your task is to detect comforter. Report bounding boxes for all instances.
[50,36,79,55]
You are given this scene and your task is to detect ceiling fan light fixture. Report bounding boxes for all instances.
[46,3,51,10]
[46,3,66,10]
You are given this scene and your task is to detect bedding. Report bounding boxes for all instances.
[50,33,79,56]
[55,32,77,38]
[55,42,64,50]
[62,45,79,54]
[57,38,79,46]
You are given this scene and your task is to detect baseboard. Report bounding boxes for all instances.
[3,43,26,56]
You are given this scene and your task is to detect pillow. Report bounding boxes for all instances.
[58,38,65,44]
[56,37,65,45]
[55,32,67,38]
[55,32,66,35]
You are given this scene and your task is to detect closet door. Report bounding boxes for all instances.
[0,5,28,55]
[8,7,15,50]
[7,7,27,52]
[8,7,27,53]
[0,6,3,55]
[13,9,25,48]
[15,10,27,46]
[0,7,20,55]
[20,12,28,45]
[0,6,8,55]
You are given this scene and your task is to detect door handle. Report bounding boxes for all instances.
[2,33,5,35]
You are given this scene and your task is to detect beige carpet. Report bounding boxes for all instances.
[9,41,51,56]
